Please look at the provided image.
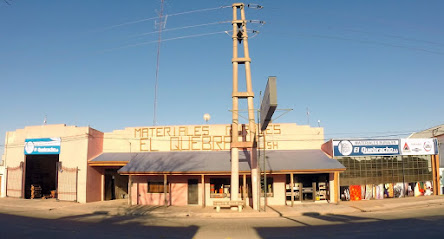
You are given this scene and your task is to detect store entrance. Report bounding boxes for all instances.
[24,155,59,199]
[286,173,329,204]
[104,168,128,200]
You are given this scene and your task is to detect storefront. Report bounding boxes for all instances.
[1,122,345,208]
[322,138,440,201]
[410,124,443,194]
[1,124,104,203]
[113,149,344,207]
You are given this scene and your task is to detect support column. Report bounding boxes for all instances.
[164,174,168,207]
[251,149,259,210]
[128,175,132,205]
[433,155,440,195]
[334,172,340,203]
[101,173,105,201]
[201,174,205,208]
[243,174,247,204]
[290,173,294,207]
[436,155,441,195]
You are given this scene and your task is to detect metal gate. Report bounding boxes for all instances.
[6,162,24,198]
[57,166,78,201]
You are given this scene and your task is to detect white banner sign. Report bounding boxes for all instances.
[400,138,437,155]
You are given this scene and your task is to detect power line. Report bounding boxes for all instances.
[102,5,231,30]
[342,28,444,47]
[128,21,230,39]
[99,31,229,53]
[294,33,444,56]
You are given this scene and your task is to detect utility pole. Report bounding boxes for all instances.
[230,3,259,210]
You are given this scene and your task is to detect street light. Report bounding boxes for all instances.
[203,113,211,124]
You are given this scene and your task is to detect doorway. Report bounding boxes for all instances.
[188,179,198,205]
[104,168,128,200]
[24,155,59,199]
[286,173,329,203]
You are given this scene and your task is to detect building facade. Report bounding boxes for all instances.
[322,139,440,201]
[410,124,444,194]
[1,123,345,208]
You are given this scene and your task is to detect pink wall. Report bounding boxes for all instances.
[87,128,104,161]
[86,128,104,202]
[321,140,333,157]
[131,175,202,206]
[86,166,103,202]
[131,176,171,206]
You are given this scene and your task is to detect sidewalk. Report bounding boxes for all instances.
[0,195,443,219]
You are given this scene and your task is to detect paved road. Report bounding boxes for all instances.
[1,204,444,238]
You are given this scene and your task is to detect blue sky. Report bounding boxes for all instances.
[1,0,444,155]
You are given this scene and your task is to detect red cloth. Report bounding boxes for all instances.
[350,185,362,201]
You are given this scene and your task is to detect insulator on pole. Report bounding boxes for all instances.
[249,20,266,25]
[247,3,263,9]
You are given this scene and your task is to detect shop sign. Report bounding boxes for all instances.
[24,138,61,155]
[333,139,399,157]
[400,138,438,155]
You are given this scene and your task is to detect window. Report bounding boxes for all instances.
[210,178,230,198]
[147,181,169,193]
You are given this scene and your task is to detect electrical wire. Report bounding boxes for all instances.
[102,5,231,30]
[99,31,229,53]
[293,33,444,56]
[128,21,231,39]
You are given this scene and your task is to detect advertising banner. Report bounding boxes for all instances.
[24,138,61,155]
[333,139,399,157]
[400,138,438,155]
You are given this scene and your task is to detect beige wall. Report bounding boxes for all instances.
[265,174,286,206]
[3,124,93,203]
[103,123,324,153]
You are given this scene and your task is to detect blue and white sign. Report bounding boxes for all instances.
[24,138,61,155]
[333,139,399,157]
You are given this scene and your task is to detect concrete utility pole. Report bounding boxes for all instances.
[230,3,259,210]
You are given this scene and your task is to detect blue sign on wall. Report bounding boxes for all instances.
[24,138,61,155]
[333,139,399,157]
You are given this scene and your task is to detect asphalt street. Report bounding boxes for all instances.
[1,204,444,238]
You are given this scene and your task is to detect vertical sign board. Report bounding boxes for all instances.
[24,138,61,155]
[333,139,400,157]
[260,77,277,131]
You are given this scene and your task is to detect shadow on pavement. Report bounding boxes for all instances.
[0,212,198,238]
[267,206,311,226]
[254,213,444,238]
[302,212,384,223]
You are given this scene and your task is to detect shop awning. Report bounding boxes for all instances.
[88,152,135,166]
[99,150,346,175]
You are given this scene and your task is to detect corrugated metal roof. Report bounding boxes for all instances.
[101,150,345,174]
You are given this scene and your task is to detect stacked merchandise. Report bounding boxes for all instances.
[364,184,373,200]
[424,181,433,196]
[373,184,384,199]
[407,183,415,196]
[340,186,350,201]
[414,182,425,196]
[384,183,394,198]
[30,184,42,199]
